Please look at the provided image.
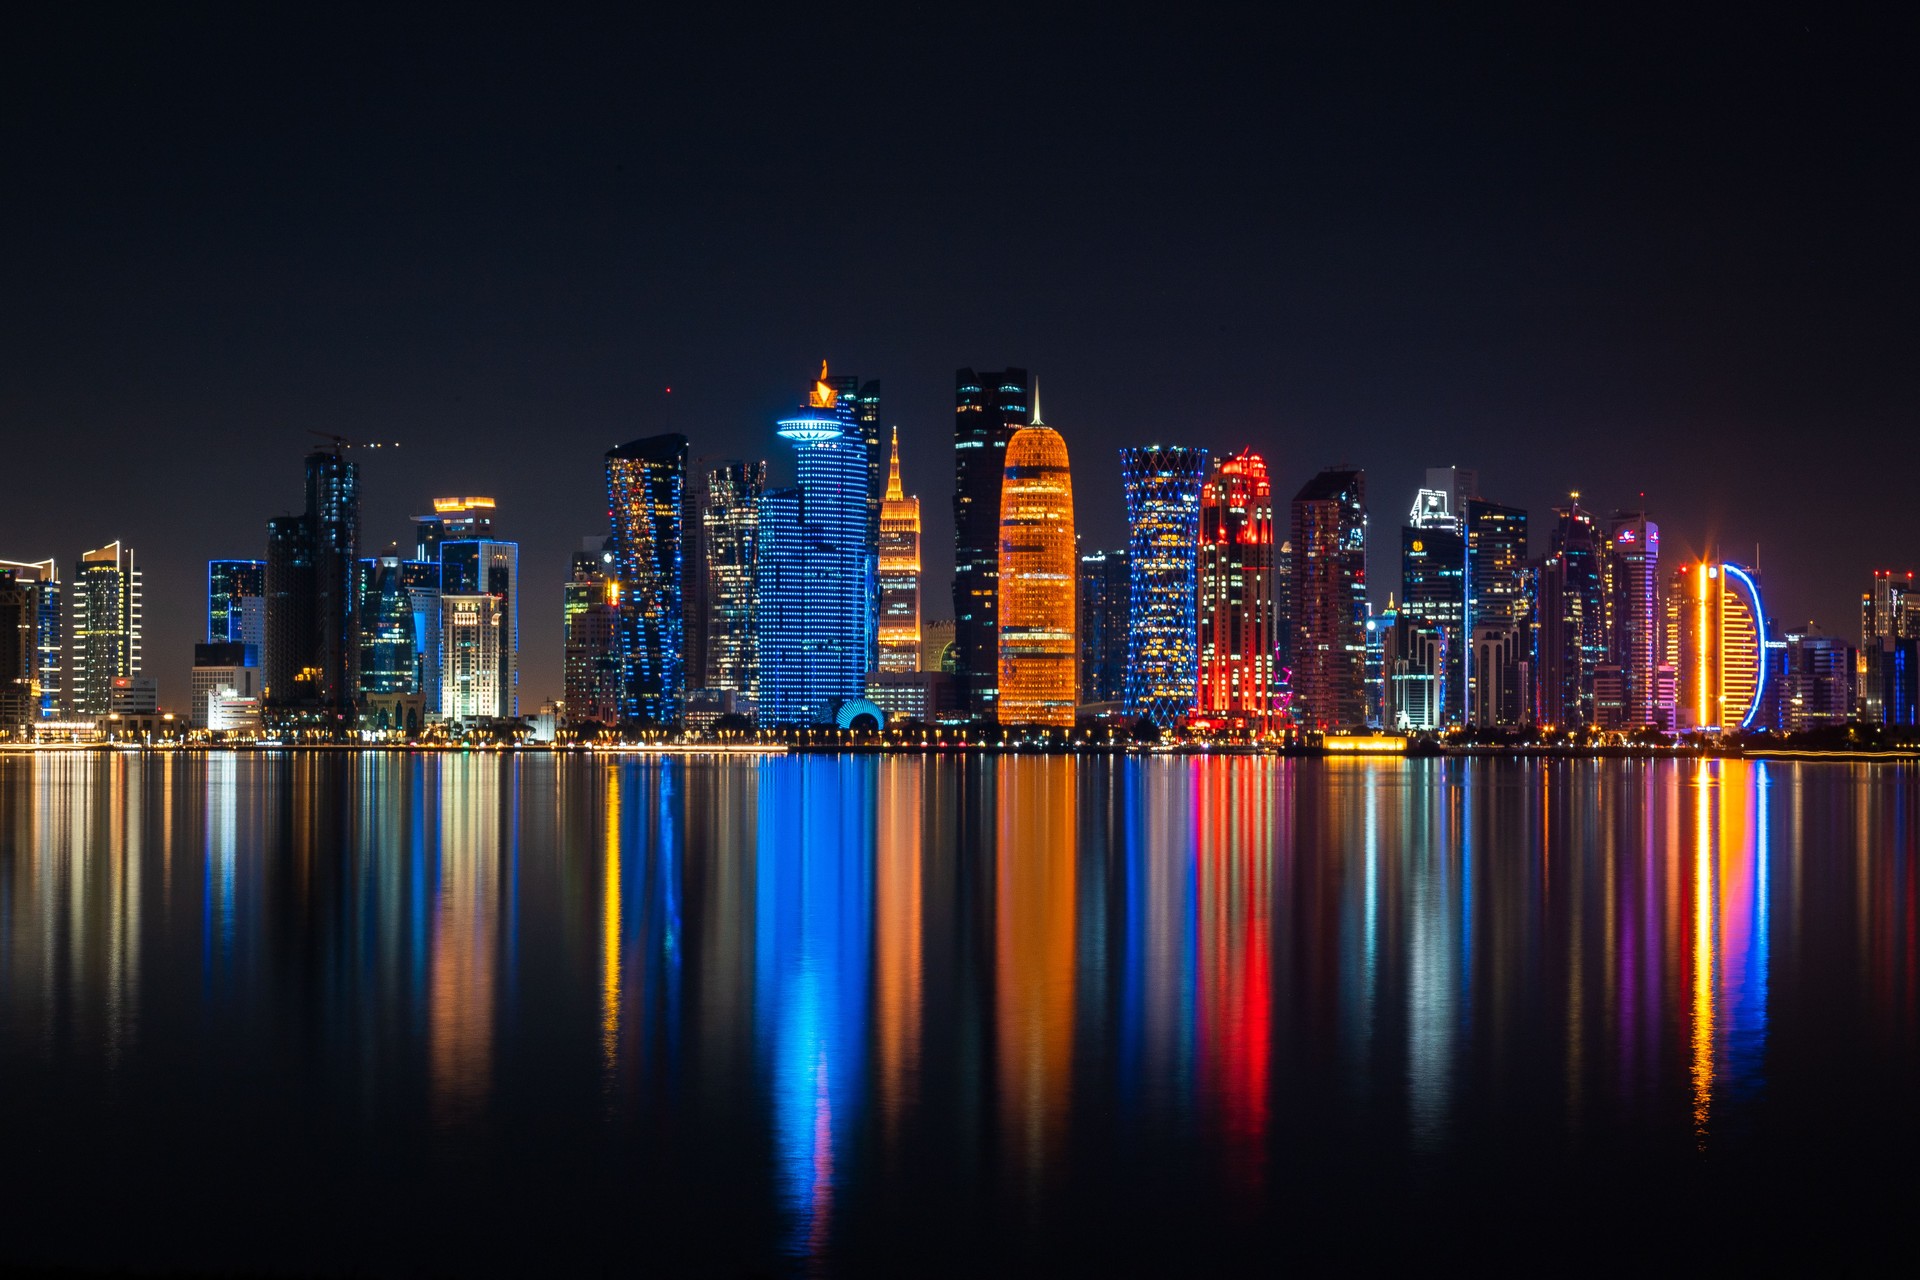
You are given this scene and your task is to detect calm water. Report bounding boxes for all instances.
[1,752,1916,1275]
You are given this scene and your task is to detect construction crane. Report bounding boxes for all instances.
[307,430,401,454]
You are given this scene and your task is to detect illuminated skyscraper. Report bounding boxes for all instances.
[0,557,61,721]
[1120,444,1208,728]
[877,429,922,673]
[1862,570,1918,647]
[412,496,496,561]
[208,560,265,667]
[605,433,687,725]
[1534,499,1604,727]
[1463,498,1528,725]
[1667,559,1766,733]
[1289,467,1367,729]
[439,539,519,718]
[756,365,872,726]
[0,575,36,730]
[440,593,506,721]
[1602,511,1661,728]
[687,460,764,696]
[997,391,1076,727]
[1199,449,1279,735]
[952,367,1031,717]
[357,556,438,699]
[563,539,623,727]
[1401,485,1465,725]
[263,448,360,726]
[68,541,141,718]
[1077,549,1128,705]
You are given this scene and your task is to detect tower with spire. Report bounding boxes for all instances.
[876,426,923,673]
[997,379,1079,727]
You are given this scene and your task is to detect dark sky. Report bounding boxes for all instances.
[3,5,1914,706]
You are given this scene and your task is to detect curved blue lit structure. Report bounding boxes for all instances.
[1723,563,1767,730]
[833,698,884,730]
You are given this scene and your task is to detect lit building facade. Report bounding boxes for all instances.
[952,367,1031,717]
[1603,512,1662,728]
[412,496,496,561]
[1535,499,1605,728]
[1400,512,1464,727]
[605,433,687,725]
[1077,549,1128,706]
[1781,626,1855,731]
[208,559,265,667]
[877,429,922,673]
[0,558,61,721]
[190,641,258,730]
[440,539,520,719]
[1120,445,1208,729]
[693,460,764,696]
[69,541,142,718]
[440,593,506,721]
[357,556,438,699]
[756,366,872,726]
[1667,560,1766,732]
[1199,448,1279,735]
[563,540,623,727]
[1463,499,1529,726]
[996,396,1076,727]
[1289,467,1368,730]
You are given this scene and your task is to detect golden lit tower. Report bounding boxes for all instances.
[1666,559,1766,733]
[996,384,1077,726]
[877,428,922,672]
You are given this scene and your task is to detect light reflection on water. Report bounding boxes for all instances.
[0,752,1915,1274]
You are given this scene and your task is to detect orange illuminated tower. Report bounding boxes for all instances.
[1199,449,1279,735]
[876,428,922,672]
[996,385,1077,726]
[1666,559,1766,732]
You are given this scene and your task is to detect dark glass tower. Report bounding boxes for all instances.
[306,449,361,717]
[1077,548,1129,705]
[605,433,688,726]
[1289,467,1368,730]
[264,515,316,705]
[952,367,1030,717]
[1537,500,1604,727]
[208,560,265,667]
[1400,526,1465,725]
[1463,499,1530,726]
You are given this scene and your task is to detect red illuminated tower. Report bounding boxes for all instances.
[1199,449,1280,736]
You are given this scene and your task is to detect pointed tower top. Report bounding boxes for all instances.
[885,426,905,501]
[809,360,837,409]
[1030,377,1044,427]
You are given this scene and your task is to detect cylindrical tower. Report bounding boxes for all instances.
[997,388,1077,727]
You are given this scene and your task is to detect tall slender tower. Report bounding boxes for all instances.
[68,541,142,718]
[1463,497,1529,725]
[0,558,61,721]
[1604,511,1661,727]
[877,429,923,673]
[694,460,765,695]
[1289,467,1368,730]
[952,367,1031,717]
[1121,445,1209,729]
[1199,449,1279,735]
[604,434,688,725]
[997,387,1077,727]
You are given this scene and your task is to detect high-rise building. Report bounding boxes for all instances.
[0,558,61,721]
[952,367,1031,717]
[877,429,922,673]
[1364,597,1394,728]
[1601,512,1662,728]
[263,448,360,726]
[1199,448,1280,735]
[189,641,258,730]
[208,560,265,667]
[1463,499,1529,726]
[1400,501,1465,726]
[441,593,506,721]
[1667,560,1767,733]
[0,576,33,731]
[1471,623,1529,727]
[1120,445,1209,729]
[756,366,872,726]
[1779,624,1854,731]
[1289,467,1368,730]
[440,539,520,719]
[1862,570,1918,645]
[605,433,688,725]
[69,541,142,718]
[1534,500,1604,728]
[264,515,315,705]
[1077,549,1129,706]
[563,539,623,727]
[825,372,885,643]
[357,556,437,699]
[412,497,496,562]
[996,391,1076,727]
[1386,613,1448,731]
[689,461,764,696]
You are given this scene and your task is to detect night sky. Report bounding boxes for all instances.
[3,6,1913,706]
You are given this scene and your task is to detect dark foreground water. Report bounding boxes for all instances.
[1,752,1916,1275]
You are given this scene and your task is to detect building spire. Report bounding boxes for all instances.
[885,425,905,501]
[1031,377,1044,427]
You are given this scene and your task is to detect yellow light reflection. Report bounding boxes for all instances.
[876,760,923,1141]
[602,767,622,1075]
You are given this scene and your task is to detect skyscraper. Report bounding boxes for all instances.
[756,366,871,727]
[1463,498,1529,726]
[690,460,764,696]
[440,539,520,719]
[997,390,1076,727]
[68,541,141,718]
[305,448,361,715]
[1401,484,1466,725]
[1077,548,1128,706]
[1289,467,1368,730]
[412,496,496,561]
[208,560,265,667]
[0,558,61,721]
[264,515,315,705]
[1667,560,1766,733]
[1536,499,1604,727]
[1199,448,1279,735]
[0,576,33,731]
[564,540,623,727]
[605,433,688,725]
[1603,511,1662,728]
[952,367,1031,717]
[357,556,436,698]
[441,593,506,722]
[877,429,922,673]
[1120,445,1208,729]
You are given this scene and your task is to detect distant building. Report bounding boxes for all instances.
[207,559,265,667]
[1861,636,1918,726]
[605,434,687,725]
[190,641,258,729]
[1289,467,1368,730]
[1471,622,1530,727]
[1076,550,1128,706]
[1463,499,1528,726]
[1120,445,1209,729]
[264,448,359,727]
[1603,512,1662,728]
[1199,449,1280,735]
[920,618,957,677]
[440,539,520,719]
[0,575,33,731]
[564,539,624,727]
[866,669,960,725]
[952,367,1031,718]
[357,556,437,699]
[997,390,1077,727]
[1387,614,1447,731]
[1535,499,1604,728]
[0,558,61,722]
[877,429,923,673]
[1400,515,1464,727]
[107,675,158,716]
[412,497,496,562]
[441,593,507,721]
[70,541,142,718]
[692,460,764,696]
[1780,625,1855,731]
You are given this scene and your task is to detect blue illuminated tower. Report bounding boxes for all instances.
[208,560,265,667]
[605,434,688,726]
[1120,445,1209,728]
[756,364,873,727]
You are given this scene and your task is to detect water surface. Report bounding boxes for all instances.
[1,753,1915,1273]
